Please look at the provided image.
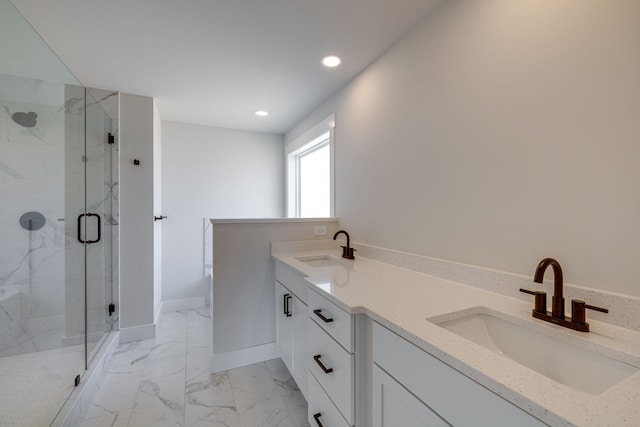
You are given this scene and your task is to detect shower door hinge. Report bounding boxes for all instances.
[108,133,115,145]
[74,374,81,387]
[108,303,115,316]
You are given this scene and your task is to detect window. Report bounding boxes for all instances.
[286,114,335,218]
[297,134,330,217]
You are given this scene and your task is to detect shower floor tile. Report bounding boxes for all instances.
[76,308,310,427]
[0,313,65,357]
[0,343,84,426]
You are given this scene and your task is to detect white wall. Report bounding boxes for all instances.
[286,0,640,297]
[162,121,284,302]
[119,93,156,340]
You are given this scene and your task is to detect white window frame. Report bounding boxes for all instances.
[285,114,335,218]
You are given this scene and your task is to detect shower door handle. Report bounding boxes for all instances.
[77,213,85,243]
[86,213,101,244]
[77,213,101,244]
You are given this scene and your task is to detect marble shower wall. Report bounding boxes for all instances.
[0,73,119,355]
[0,74,68,344]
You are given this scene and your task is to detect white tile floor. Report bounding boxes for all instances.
[75,308,310,427]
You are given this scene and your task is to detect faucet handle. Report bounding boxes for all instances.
[585,303,609,313]
[519,289,547,314]
[571,300,608,325]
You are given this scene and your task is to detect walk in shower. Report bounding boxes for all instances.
[0,1,118,425]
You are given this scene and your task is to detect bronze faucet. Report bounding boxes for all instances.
[533,258,565,319]
[520,257,608,332]
[333,230,356,260]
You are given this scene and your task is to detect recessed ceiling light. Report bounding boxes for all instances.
[322,55,341,68]
[255,110,269,117]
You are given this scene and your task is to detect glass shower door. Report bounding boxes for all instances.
[84,89,112,366]
[65,85,112,368]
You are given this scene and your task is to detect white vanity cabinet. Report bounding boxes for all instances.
[372,322,546,427]
[274,262,309,398]
[273,256,548,427]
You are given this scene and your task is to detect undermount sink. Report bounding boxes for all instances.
[428,307,638,395]
[296,255,345,268]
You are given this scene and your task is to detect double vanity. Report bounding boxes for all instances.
[271,239,640,426]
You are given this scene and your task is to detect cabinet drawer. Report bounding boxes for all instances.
[275,261,308,303]
[373,322,545,427]
[308,319,354,424]
[308,290,353,352]
[308,374,351,427]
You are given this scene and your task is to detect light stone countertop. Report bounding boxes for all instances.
[272,248,640,427]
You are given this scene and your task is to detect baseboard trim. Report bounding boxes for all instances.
[211,342,279,373]
[119,323,156,343]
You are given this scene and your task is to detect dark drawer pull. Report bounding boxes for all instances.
[313,309,333,323]
[284,294,292,317]
[313,412,323,427]
[283,293,288,316]
[313,354,333,374]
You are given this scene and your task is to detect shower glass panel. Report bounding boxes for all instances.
[85,90,112,366]
[0,0,116,425]
[0,72,84,427]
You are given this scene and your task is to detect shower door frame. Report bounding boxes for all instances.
[79,87,116,371]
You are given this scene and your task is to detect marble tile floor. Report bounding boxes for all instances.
[75,308,310,427]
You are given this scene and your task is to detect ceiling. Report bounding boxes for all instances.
[11,0,444,134]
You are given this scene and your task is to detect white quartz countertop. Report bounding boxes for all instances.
[272,248,640,426]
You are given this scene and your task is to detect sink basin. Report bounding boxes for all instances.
[296,255,344,268]
[429,307,638,394]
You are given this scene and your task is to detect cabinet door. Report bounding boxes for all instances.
[292,294,308,397]
[275,281,293,367]
[373,322,545,426]
[372,364,449,427]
